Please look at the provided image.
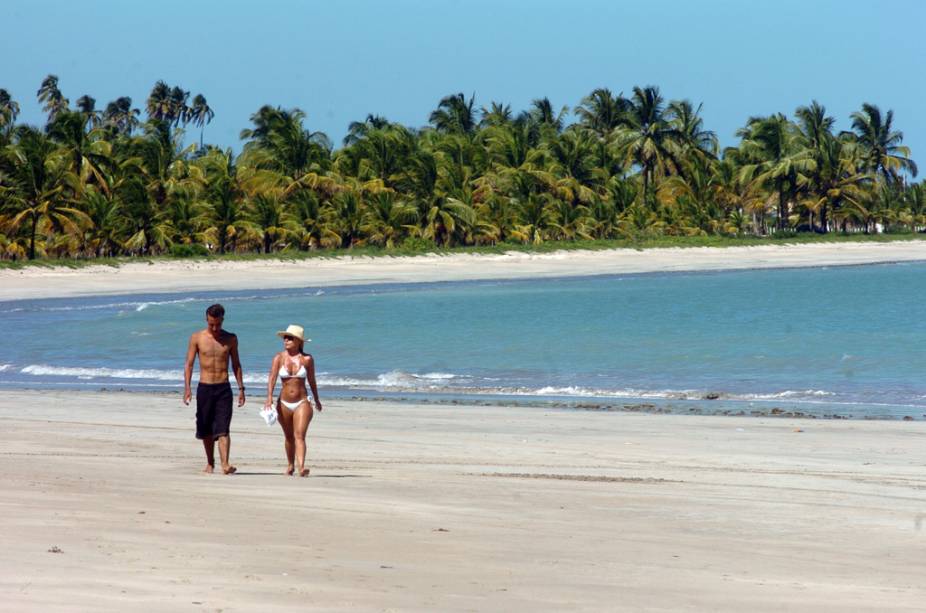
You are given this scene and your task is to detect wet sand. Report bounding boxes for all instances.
[1,390,924,611]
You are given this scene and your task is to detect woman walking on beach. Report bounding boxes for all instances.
[263,325,323,476]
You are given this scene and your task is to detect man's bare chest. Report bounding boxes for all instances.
[199,336,231,362]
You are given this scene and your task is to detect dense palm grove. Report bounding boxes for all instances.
[0,76,921,260]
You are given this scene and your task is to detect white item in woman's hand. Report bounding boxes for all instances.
[259,406,277,426]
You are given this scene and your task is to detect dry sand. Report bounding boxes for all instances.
[3,245,926,610]
[4,241,926,301]
[1,390,924,611]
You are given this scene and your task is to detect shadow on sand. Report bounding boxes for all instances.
[230,471,369,478]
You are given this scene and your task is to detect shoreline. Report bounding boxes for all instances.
[4,241,926,300]
[2,390,924,610]
[1,384,923,421]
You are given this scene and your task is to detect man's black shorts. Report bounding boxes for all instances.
[196,382,233,439]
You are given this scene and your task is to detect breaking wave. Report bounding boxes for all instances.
[14,364,920,412]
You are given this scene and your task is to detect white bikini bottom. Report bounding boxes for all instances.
[279,398,309,411]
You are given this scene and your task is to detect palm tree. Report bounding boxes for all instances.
[188,94,215,150]
[484,122,539,170]
[848,103,917,184]
[168,86,190,127]
[795,101,839,231]
[527,97,568,134]
[122,193,174,254]
[247,191,295,253]
[605,174,638,213]
[37,75,69,123]
[797,134,870,232]
[146,81,172,122]
[612,86,685,209]
[343,114,391,146]
[166,192,212,246]
[75,95,102,129]
[288,189,340,249]
[196,149,246,254]
[574,88,629,137]
[904,182,926,231]
[618,201,666,238]
[119,120,196,253]
[711,157,769,234]
[587,199,620,239]
[0,89,20,140]
[342,124,414,184]
[474,193,519,243]
[423,195,476,246]
[548,199,592,240]
[361,191,418,248]
[429,93,477,135]
[240,106,332,178]
[795,100,835,151]
[668,100,717,162]
[479,102,512,128]
[657,159,725,235]
[81,185,126,257]
[103,97,140,135]
[734,113,813,230]
[545,129,600,193]
[1,126,88,259]
[513,193,555,244]
[46,110,113,198]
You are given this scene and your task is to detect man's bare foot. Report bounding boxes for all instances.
[203,464,215,474]
[222,465,237,475]
[299,468,310,477]
[284,466,294,476]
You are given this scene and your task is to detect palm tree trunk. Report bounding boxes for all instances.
[778,186,786,230]
[29,215,38,260]
[643,167,652,210]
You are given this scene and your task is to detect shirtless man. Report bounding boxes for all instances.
[183,303,246,474]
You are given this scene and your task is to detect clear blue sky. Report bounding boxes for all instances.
[4,0,924,165]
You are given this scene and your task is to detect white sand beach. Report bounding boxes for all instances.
[1,390,924,611]
[4,241,926,301]
[3,245,926,610]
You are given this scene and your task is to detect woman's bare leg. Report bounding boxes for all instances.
[293,401,314,477]
[277,403,296,475]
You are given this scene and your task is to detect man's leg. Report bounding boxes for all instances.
[217,435,235,474]
[201,436,215,473]
[196,383,216,473]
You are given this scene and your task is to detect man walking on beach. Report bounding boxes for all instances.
[183,303,246,474]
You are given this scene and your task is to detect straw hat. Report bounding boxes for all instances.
[276,324,309,343]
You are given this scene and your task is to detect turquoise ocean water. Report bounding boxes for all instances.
[2,262,925,419]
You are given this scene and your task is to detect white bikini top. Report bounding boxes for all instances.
[279,357,307,380]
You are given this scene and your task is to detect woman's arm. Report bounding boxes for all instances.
[305,354,322,412]
[265,353,280,407]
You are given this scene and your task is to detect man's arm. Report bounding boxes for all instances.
[229,334,246,407]
[183,334,198,405]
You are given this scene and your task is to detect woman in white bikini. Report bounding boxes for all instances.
[263,324,322,476]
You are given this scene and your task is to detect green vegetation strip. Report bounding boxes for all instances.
[3,233,925,271]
